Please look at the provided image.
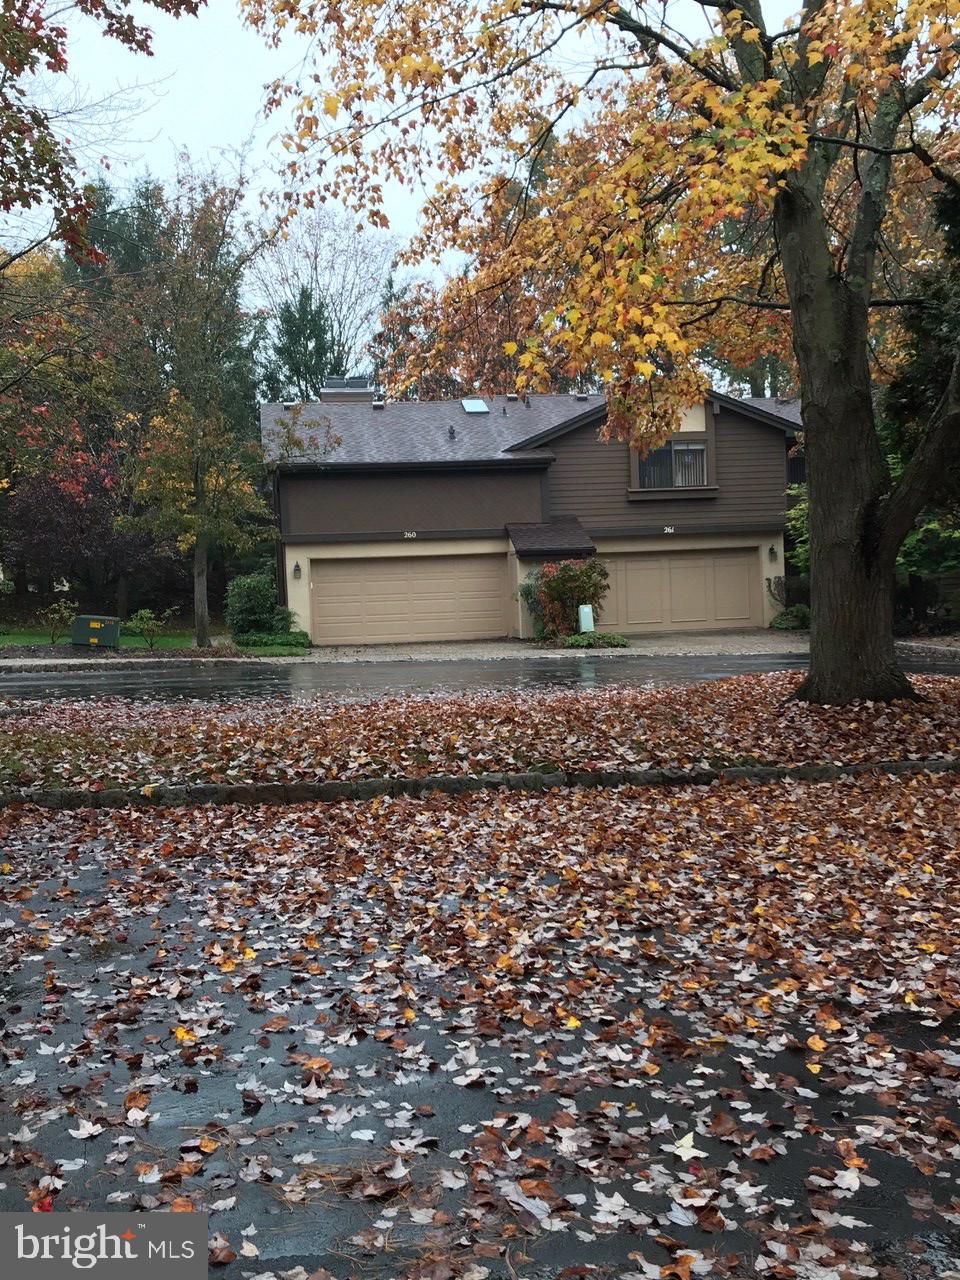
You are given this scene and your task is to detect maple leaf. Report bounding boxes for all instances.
[660,1257,695,1280]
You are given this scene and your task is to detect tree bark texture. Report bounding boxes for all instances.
[193,534,211,649]
[775,181,918,704]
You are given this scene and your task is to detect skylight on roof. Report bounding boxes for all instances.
[461,397,489,414]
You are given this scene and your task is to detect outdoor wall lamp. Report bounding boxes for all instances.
[768,545,778,561]
[293,561,302,580]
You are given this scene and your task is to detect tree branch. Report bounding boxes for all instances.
[656,294,923,311]
[605,6,738,90]
[808,133,915,157]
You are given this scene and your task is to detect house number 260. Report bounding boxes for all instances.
[403,531,417,539]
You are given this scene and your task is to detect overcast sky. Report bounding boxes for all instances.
[39,0,796,253]
[62,2,428,241]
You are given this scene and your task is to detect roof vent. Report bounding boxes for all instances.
[448,424,456,439]
[372,397,385,410]
[506,393,519,402]
[461,397,489,414]
[575,392,589,401]
[281,401,297,411]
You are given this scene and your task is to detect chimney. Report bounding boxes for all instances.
[320,375,377,403]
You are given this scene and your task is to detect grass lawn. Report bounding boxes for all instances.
[0,627,308,658]
[0,627,198,650]
[0,771,957,1276]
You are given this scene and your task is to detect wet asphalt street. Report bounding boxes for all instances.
[0,648,958,701]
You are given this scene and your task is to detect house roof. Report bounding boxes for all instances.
[260,394,606,468]
[741,396,803,428]
[260,390,801,469]
[506,518,596,559]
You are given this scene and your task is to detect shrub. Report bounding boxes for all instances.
[557,631,629,649]
[770,603,811,630]
[236,630,310,649]
[518,570,546,637]
[126,607,177,650]
[226,572,292,639]
[40,598,78,644]
[522,558,610,638]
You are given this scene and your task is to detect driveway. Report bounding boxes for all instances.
[1,647,958,702]
[1,774,958,1278]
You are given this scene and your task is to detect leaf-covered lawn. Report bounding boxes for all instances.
[2,672,960,791]
[0,773,958,1277]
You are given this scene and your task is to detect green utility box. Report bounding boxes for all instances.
[71,615,121,650]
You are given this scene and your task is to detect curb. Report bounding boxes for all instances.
[897,640,960,661]
[1,645,957,675]
[0,650,812,673]
[0,657,270,673]
[2,756,958,812]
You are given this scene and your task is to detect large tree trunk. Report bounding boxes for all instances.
[775,182,917,704]
[802,494,911,703]
[193,534,211,649]
[794,366,913,703]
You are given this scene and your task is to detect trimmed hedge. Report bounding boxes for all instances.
[236,630,310,649]
[558,631,630,649]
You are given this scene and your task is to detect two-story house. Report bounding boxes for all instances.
[261,382,800,645]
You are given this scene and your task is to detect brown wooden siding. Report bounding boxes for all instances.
[280,468,543,538]
[541,409,787,533]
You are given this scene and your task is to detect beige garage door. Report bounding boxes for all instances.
[310,554,509,644]
[600,548,762,633]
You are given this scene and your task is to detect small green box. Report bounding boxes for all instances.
[71,615,121,649]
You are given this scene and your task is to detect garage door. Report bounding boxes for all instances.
[309,554,509,644]
[599,548,762,633]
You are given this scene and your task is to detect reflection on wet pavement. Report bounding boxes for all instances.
[1,649,957,703]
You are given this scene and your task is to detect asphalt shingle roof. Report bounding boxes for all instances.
[260,394,606,467]
[742,396,803,427]
[260,391,802,468]
[506,518,597,558]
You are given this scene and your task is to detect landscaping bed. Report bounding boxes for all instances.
[1,671,959,792]
[0,772,957,1277]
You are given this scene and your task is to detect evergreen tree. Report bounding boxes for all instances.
[260,285,342,401]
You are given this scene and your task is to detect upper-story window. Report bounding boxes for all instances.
[627,402,716,497]
[635,441,708,490]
